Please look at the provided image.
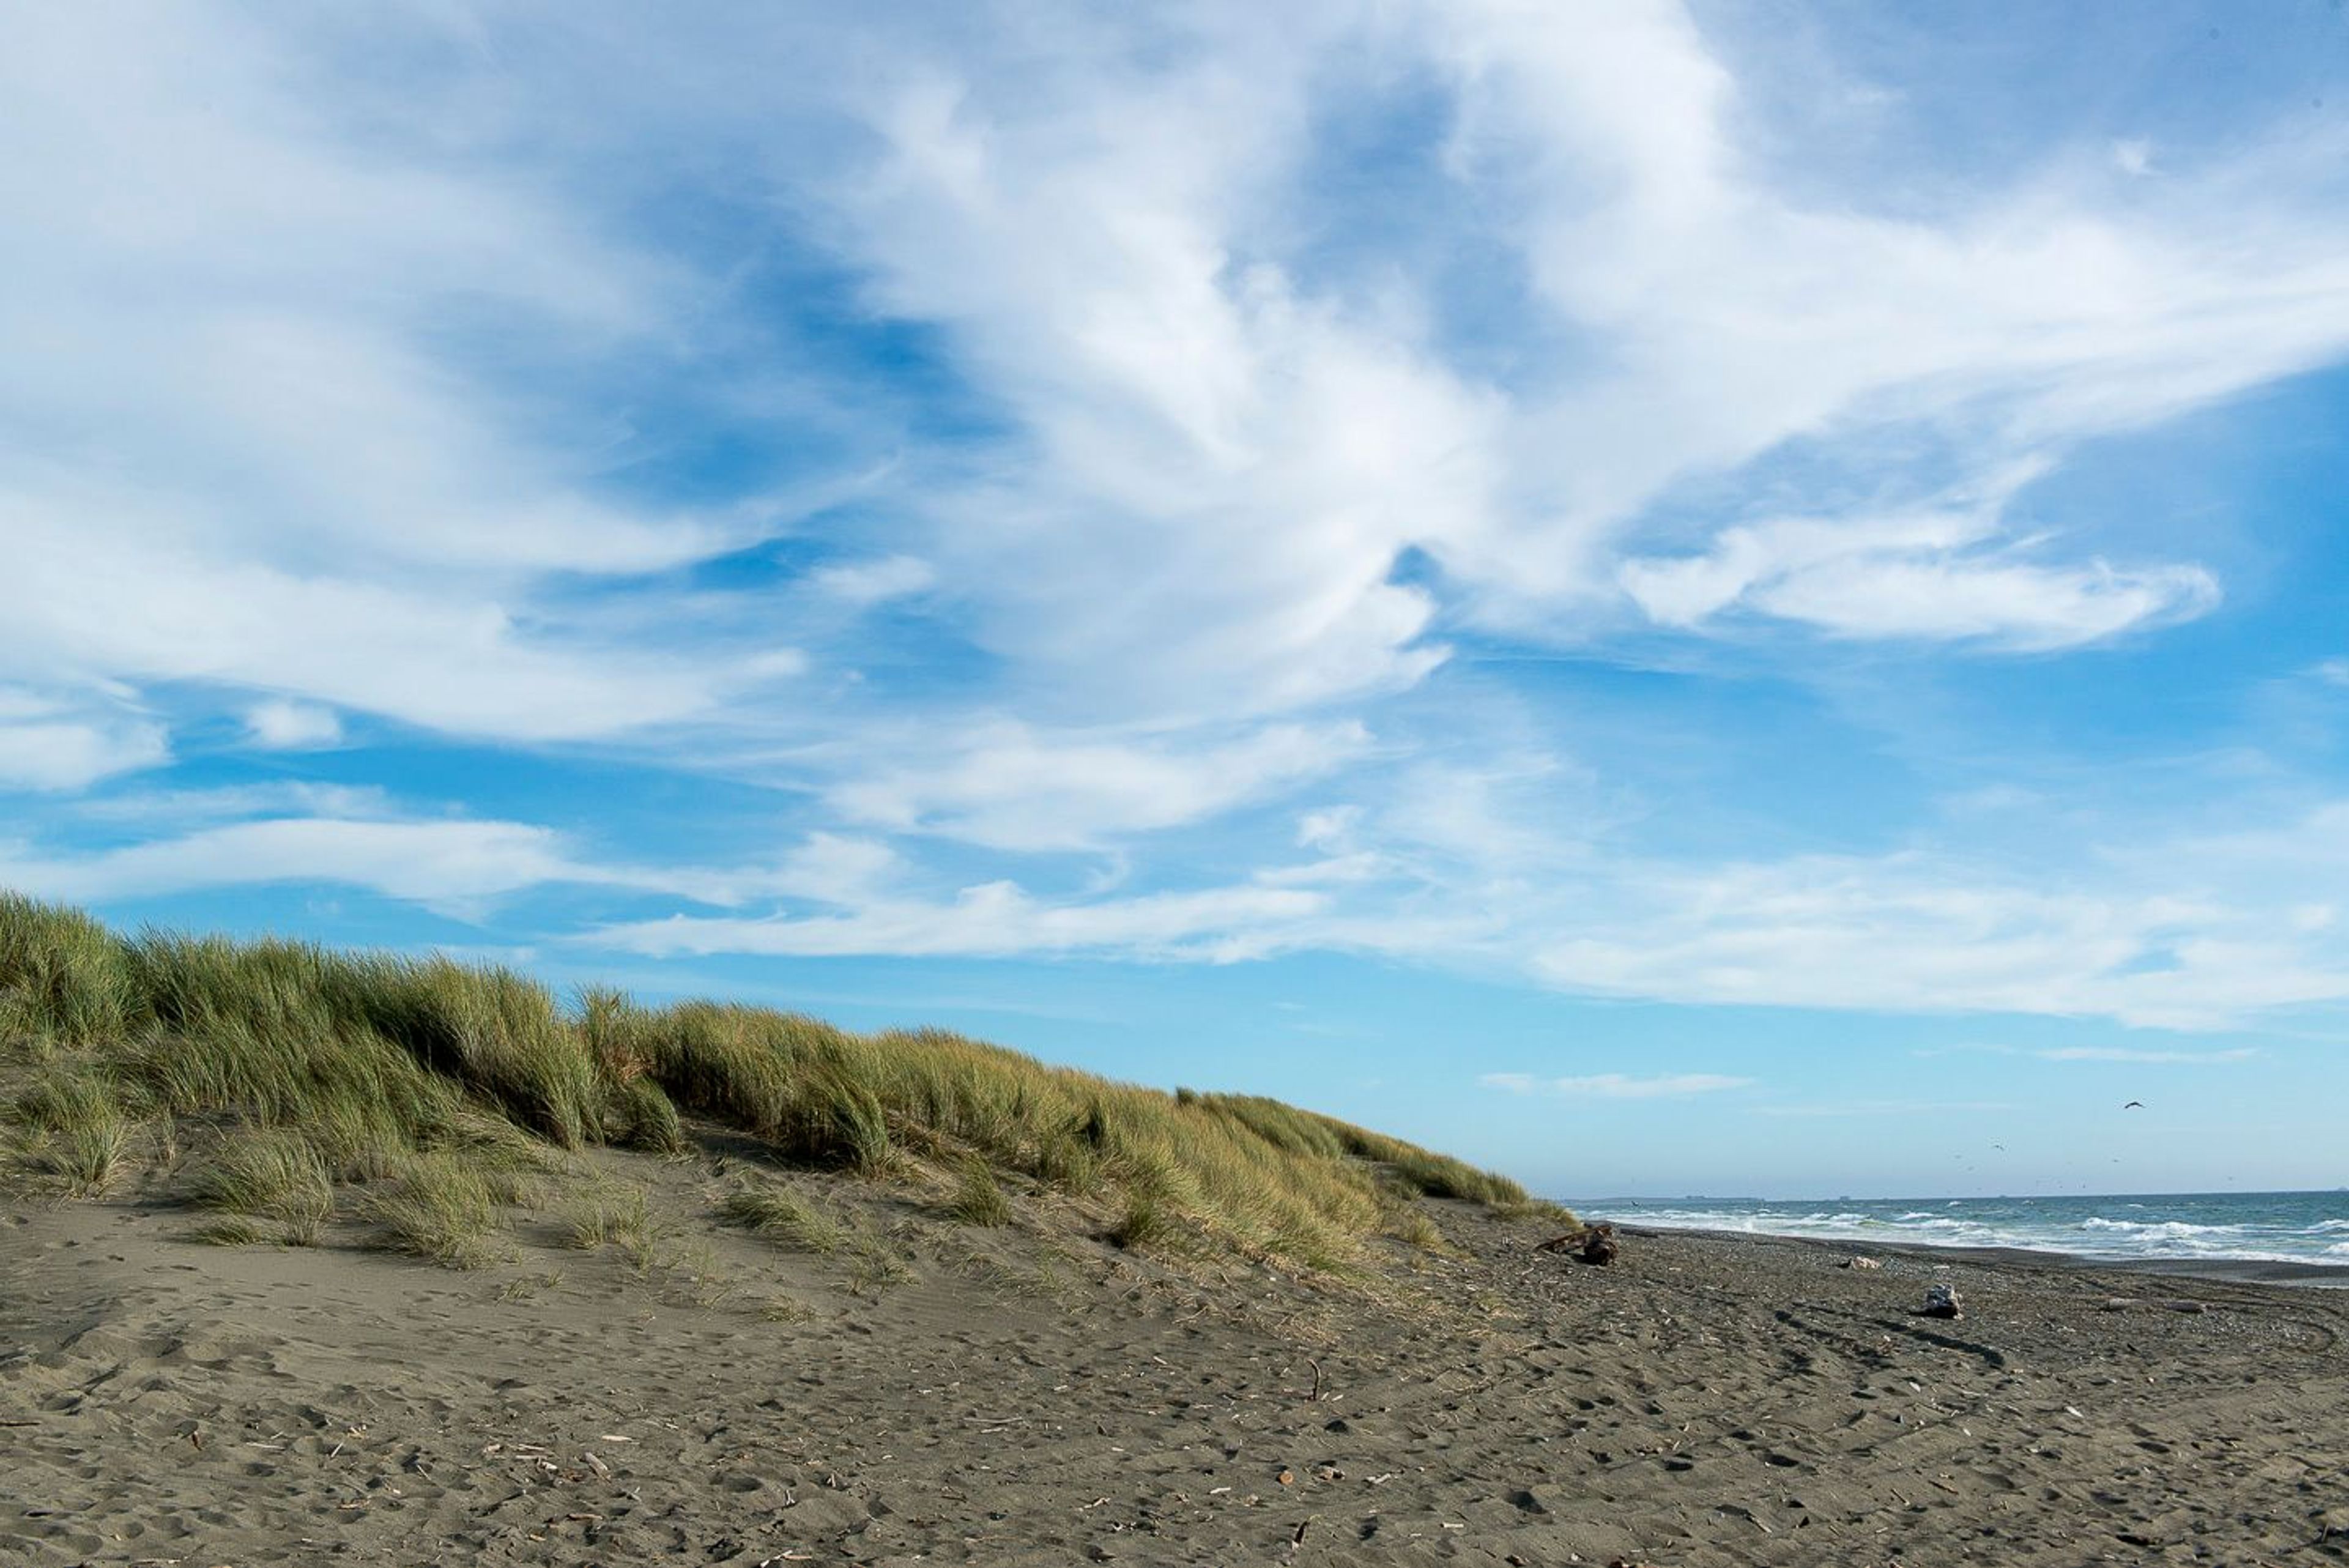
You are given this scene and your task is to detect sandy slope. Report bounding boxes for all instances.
[5,1165,2347,1567]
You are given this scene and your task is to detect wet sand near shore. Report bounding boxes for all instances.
[7,1171,2347,1567]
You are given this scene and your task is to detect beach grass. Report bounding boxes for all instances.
[370,1151,505,1267]
[187,1127,336,1243]
[943,1159,1014,1227]
[0,892,1566,1272]
[719,1178,849,1253]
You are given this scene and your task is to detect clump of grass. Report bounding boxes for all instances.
[847,1230,915,1295]
[564,1183,659,1268]
[496,1269,563,1302]
[1105,1189,1169,1251]
[187,1129,335,1244]
[828,1085,894,1175]
[20,1115,133,1194]
[719,1179,844,1254]
[607,1075,687,1155]
[661,1239,735,1308]
[8,1069,133,1194]
[10,1067,125,1135]
[1384,1206,1449,1252]
[189,1214,275,1247]
[0,894,133,1049]
[944,1160,1012,1227]
[370,1152,502,1268]
[1031,1132,1098,1197]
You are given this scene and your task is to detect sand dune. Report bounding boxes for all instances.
[7,1165,2347,1566]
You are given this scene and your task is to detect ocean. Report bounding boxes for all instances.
[1580,1190,2349,1273]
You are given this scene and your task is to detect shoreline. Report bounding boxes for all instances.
[1616,1219,2349,1288]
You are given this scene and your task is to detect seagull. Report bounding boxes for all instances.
[2123,1100,2145,1109]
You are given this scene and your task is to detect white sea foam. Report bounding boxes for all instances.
[1600,1194,2349,1273]
[2079,1218,2244,1236]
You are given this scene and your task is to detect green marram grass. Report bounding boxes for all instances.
[944,1159,1014,1227]
[0,893,1567,1271]
[719,1178,848,1253]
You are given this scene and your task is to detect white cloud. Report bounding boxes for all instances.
[0,814,796,919]
[64,781,398,827]
[1751,1099,2019,1118]
[598,880,1327,961]
[1749,552,2218,649]
[0,483,731,741]
[0,717,168,792]
[1416,1,2349,640]
[1621,506,2219,650]
[0,688,168,790]
[828,28,1491,721]
[826,719,1370,850]
[2036,1046,2255,1065]
[0,817,592,913]
[1480,1071,1754,1099]
[245,699,343,751]
[811,555,937,606]
[0,10,790,751]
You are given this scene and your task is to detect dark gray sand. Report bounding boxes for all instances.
[6,1172,2347,1566]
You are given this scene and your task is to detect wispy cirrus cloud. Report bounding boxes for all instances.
[1619,503,2221,651]
[1480,1071,1754,1099]
[1750,1100,2019,1119]
[599,882,1329,963]
[822,719,1371,851]
[2036,1046,2258,1065]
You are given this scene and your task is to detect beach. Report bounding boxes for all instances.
[7,1171,2345,1567]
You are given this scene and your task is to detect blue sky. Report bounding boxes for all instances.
[6,2,2349,1198]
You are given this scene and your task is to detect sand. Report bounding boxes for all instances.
[6,1168,2347,1566]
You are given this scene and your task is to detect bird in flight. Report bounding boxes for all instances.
[2123,1100,2145,1109]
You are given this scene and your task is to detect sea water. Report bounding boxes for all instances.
[1582,1190,2349,1269]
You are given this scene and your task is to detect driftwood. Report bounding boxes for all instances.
[1537,1222,1619,1265]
